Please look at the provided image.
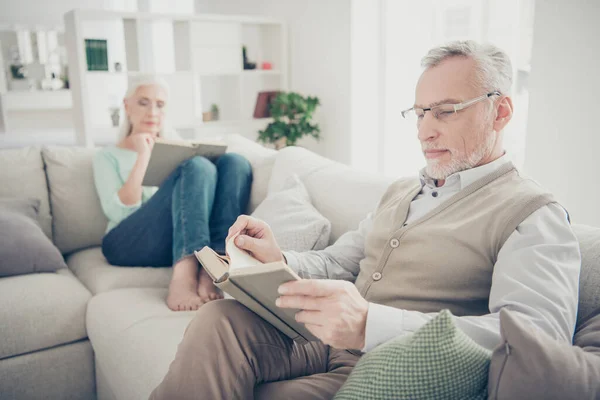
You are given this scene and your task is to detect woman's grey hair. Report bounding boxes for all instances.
[119,74,179,140]
[421,40,513,95]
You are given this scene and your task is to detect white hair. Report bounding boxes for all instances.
[119,74,179,140]
[421,40,513,95]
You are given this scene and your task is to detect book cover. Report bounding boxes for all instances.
[142,138,227,187]
[253,91,280,119]
[194,237,320,344]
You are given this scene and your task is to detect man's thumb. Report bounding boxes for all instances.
[236,235,255,250]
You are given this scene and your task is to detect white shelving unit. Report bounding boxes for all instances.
[64,9,288,147]
[0,90,73,133]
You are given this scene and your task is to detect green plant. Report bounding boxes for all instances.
[210,103,220,121]
[258,92,321,148]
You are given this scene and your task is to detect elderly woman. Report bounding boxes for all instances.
[93,75,252,311]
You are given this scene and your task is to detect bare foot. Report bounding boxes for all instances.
[167,256,204,312]
[197,266,223,303]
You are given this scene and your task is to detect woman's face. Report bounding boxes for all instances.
[124,84,167,137]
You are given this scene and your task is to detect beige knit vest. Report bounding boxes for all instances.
[354,162,557,317]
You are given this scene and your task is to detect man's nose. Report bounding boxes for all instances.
[417,112,439,142]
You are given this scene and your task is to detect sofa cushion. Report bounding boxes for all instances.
[42,146,107,254]
[0,198,67,277]
[223,134,277,213]
[488,309,600,400]
[0,268,91,359]
[0,147,52,240]
[66,247,172,294]
[270,146,393,243]
[335,310,490,400]
[575,312,600,355]
[304,163,392,244]
[572,224,600,330]
[86,288,194,400]
[0,340,95,400]
[251,174,331,251]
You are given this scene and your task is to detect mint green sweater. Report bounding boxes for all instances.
[93,147,158,233]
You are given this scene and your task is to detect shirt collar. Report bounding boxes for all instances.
[419,153,511,190]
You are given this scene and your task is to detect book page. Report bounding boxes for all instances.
[226,233,264,271]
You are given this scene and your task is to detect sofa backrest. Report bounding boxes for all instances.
[42,146,108,254]
[0,147,53,240]
[269,146,394,244]
[573,224,600,329]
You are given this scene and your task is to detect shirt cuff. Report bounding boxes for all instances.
[362,302,406,352]
[282,251,305,276]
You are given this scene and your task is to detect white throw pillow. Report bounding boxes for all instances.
[251,174,331,252]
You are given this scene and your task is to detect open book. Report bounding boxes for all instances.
[142,138,227,187]
[194,236,319,345]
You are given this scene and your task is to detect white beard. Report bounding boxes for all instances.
[425,129,496,180]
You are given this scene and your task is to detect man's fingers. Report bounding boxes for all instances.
[276,295,322,310]
[294,310,324,326]
[226,215,269,244]
[278,279,341,297]
[226,215,251,242]
[234,234,261,253]
[303,323,325,342]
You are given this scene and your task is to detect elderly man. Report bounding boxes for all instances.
[150,41,580,400]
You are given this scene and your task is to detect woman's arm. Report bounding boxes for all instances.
[117,133,155,205]
[118,152,150,205]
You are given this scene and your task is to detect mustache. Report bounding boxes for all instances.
[422,145,451,152]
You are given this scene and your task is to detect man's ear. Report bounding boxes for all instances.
[493,96,513,132]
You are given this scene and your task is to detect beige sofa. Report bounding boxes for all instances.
[0,134,391,399]
[1,134,599,399]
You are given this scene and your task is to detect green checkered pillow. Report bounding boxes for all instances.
[334,310,491,400]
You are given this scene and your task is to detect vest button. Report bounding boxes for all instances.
[372,272,382,281]
[390,238,400,248]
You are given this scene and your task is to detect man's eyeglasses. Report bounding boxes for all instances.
[401,91,501,122]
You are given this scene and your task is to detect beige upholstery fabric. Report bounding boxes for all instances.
[43,146,107,254]
[86,288,194,400]
[268,146,335,194]
[66,247,172,294]
[0,147,53,240]
[0,340,95,400]
[222,134,277,213]
[270,146,393,243]
[0,270,90,359]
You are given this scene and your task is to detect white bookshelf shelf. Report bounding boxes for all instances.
[64,9,288,147]
[1,90,72,111]
[242,70,281,76]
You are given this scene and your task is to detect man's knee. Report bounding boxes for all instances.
[185,299,258,337]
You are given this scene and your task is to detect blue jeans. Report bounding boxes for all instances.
[102,153,252,267]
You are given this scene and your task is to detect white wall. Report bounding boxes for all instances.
[350,0,381,174]
[196,0,352,164]
[524,0,600,226]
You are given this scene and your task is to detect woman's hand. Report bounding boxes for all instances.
[127,133,155,157]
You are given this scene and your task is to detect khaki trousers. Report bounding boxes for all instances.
[149,299,360,400]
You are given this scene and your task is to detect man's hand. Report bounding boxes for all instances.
[226,215,285,263]
[276,279,369,350]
